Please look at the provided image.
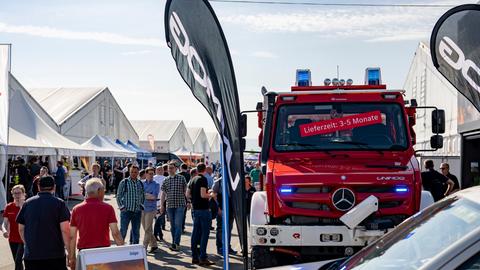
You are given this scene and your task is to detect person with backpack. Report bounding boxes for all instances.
[116,165,144,244]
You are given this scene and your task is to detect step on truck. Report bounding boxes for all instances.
[249,68,445,269]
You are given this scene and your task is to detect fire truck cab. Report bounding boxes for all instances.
[249,68,444,269]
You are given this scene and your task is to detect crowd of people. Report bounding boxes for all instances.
[0,153,465,270]
[0,158,257,270]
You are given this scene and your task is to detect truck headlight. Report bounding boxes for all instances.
[321,234,330,242]
[256,227,267,236]
[270,228,279,236]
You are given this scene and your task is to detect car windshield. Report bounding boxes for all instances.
[337,197,480,270]
[273,103,408,151]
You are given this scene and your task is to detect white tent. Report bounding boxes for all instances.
[187,127,211,154]
[8,75,95,157]
[132,120,193,153]
[206,132,221,164]
[27,86,139,145]
[82,135,136,158]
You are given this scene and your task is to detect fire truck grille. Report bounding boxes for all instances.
[379,201,403,208]
[290,216,343,226]
[296,187,331,194]
[288,202,331,211]
[354,186,394,193]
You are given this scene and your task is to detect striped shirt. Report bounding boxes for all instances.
[116,177,145,212]
[161,174,187,209]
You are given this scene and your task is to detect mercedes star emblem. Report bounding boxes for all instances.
[332,188,356,211]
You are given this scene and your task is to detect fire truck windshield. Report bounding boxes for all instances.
[273,103,409,152]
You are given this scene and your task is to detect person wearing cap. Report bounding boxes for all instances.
[16,176,71,270]
[68,178,124,269]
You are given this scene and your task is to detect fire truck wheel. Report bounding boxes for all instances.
[252,246,277,269]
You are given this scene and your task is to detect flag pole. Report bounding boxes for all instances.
[2,44,11,203]
[220,141,230,269]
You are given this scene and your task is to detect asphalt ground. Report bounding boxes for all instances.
[0,193,247,270]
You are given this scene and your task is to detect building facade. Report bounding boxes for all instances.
[404,42,480,187]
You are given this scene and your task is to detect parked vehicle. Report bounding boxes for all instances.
[250,68,445,268]
[267,186,480,270]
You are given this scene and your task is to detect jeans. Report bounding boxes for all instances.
[167,207,185,245]
[154,212,165,239]
[9,242,24,270]
[56,184,65,200]
[120,210,142,244]
[182,207,187,231]
[216,210,234,252]
[191,209,212,260]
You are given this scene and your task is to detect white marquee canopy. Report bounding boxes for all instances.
[8,75,94,157]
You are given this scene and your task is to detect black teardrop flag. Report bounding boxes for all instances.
[164,0,247,260]
[431,4,480,112]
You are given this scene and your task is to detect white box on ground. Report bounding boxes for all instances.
[77,244,148,270]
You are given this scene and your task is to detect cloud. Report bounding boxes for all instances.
[121,50,152,56]
[0,22,165,47]
[252,51,278,58]
[230,49,240,56]
[219,5,455,42]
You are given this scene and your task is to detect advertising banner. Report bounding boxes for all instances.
[431,4,480,112]
[164,0,247,256]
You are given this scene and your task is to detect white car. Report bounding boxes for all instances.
[267,186,480,270]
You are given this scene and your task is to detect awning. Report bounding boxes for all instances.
[82,135,136,158]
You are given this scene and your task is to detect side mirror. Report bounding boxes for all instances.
[240,138,246,152]
[240,114,248,138]
[261,164,267,175]
[410,99,418,107]
[256,102,263,111]
[430,135,443,149]
[432,109,445,134]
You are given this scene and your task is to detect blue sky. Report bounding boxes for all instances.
[1,0,475,138]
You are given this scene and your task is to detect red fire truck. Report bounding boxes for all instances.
[249,68,445,269]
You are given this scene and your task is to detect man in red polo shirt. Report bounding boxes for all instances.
[69,178,124,269]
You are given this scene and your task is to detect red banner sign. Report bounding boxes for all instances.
[300,111,383,137]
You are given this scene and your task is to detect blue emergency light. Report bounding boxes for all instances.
[280,187,293,194]
[296,69,311,87]
[365,67,382,85]
[395,186,408,193]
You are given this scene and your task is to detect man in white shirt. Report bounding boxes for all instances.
[153,166,166,240]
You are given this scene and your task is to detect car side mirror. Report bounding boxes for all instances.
[432,109,445,134]
[430,135,443,149]
[240,114,248,138]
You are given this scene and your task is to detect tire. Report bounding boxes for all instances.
[251,246,277,269]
